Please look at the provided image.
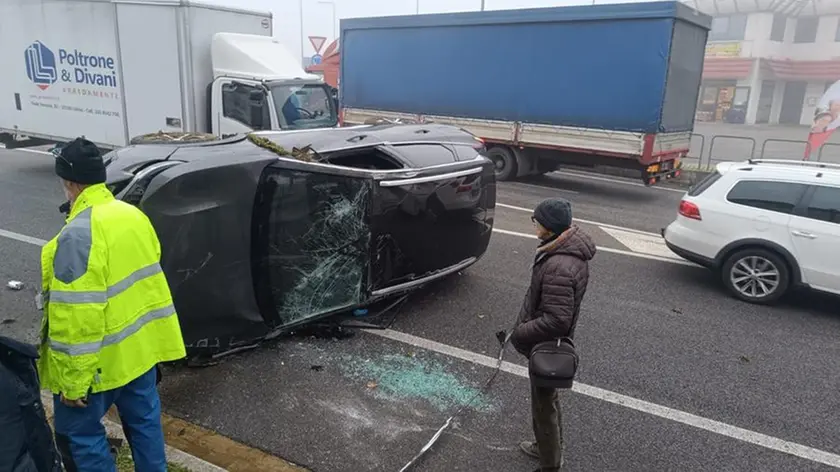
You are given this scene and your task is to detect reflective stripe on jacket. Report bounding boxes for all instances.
[38,184,186,399]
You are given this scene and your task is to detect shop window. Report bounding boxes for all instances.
[771,14,786,41]
[794,17,819,43]
[709,15,748,41]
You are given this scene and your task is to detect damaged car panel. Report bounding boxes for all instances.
[104,124,496,357]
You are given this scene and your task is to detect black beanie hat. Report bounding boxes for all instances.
[534,198,572,235]
[55,137,106,185]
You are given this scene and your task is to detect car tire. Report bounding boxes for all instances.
[486,146,517,181]
[720,248,790,305]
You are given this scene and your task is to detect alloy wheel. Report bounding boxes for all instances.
[729,255,780,299]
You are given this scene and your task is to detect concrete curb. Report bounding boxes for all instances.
[40,392,227,472]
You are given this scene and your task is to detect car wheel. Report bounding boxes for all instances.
[721,248,790,304]
[486,146,517,181]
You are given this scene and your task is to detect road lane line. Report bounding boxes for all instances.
[598,226,684,261]
[501,181,579,194]
[366,328,840,469]
[551,170,687,194]
[0,145,52,155]
[491,227,699,267]
[496,202,666,238]
[0,229,48,246]
[0,225,698,268]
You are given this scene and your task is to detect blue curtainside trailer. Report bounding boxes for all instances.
[339,1,712,184]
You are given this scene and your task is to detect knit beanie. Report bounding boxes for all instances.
[55,137,106,185]
[533,198,572,234]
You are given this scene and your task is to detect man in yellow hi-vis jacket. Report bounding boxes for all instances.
[38,137,186,472]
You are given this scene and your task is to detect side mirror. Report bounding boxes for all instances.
[250,102,264,130]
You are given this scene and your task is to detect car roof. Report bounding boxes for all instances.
[717,159,840,185]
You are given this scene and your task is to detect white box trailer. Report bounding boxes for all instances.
[0,0,338,150]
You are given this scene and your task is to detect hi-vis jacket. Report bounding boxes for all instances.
[38,184,186,400]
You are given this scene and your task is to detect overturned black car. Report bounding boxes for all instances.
[104,124,496,357]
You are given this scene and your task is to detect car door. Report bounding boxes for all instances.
[250,158,375,330]
[788,184,840,294]
[367,144,496,297]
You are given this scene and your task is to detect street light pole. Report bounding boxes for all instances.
[416,0,420,14]
[480,0,485,11]
[317,1,337,39]
[299,0,305,63]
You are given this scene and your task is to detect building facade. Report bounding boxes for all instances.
[688,0,840,126]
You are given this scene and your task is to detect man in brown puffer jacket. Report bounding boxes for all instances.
[511,197,596,472]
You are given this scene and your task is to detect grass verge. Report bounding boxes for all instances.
[115,444,191,472]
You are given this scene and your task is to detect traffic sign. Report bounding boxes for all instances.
[310,54,323,66]
[308,36,326,54]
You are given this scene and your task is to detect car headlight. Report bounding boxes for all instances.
[120,161,182,206]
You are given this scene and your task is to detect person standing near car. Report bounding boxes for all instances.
[39,137,187,471]
[510,198,596,472]
[0,335,64,472]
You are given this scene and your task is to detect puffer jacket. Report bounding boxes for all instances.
[0,336,63,472]
[511,225,597,356]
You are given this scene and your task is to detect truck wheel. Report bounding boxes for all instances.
[130,131,218,145]
[486,146,517,181]
[720,248,790,305]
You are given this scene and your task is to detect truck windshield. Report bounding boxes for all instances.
[270,84,338,130]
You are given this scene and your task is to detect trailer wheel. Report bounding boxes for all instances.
[130,131,218,145]
[486,146,517,181]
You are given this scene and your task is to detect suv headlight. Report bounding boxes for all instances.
[120,161,182,206]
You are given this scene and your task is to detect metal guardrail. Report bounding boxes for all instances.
[686,133,840,169]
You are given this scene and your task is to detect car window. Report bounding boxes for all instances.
[453,144,481,162]
[804,185,840,224]
[726,180,808,215]
[687,170,722,197]
[390,144,457,167]
[222,82,270,129]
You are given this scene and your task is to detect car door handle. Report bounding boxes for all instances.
[792,230,817,239]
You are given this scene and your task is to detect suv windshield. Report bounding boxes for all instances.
[270,83,338,130]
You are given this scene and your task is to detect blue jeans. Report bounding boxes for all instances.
[53,367,166,472]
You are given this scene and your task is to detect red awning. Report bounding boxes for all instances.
[702,57,754,80]
[766,59,840,80]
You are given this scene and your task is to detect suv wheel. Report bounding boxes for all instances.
[721,248,790,304]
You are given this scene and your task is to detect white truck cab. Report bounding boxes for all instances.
[209,33,338,138]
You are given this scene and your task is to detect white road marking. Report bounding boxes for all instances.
[502,181,579,194]
[0,145,52,155]
[598,226,684,261]
[0,224,697,269]
[0,229,48,246]
[491,228,698,267]
[496,202,665,237]
[367,328,840,469]
[551,170,687,194]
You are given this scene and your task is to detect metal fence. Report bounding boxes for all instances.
[685,133,840,169]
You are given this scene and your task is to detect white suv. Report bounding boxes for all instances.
[663,159,840,305]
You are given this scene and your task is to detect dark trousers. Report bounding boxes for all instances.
[531,379,564,471]
[53,367,166,472]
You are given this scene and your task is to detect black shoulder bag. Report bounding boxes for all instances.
[528,315,580,390]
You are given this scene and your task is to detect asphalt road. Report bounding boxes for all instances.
[1,148,839,472]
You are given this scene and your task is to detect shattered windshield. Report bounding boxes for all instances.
[270,83,338,130]
[253,166,371,327]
